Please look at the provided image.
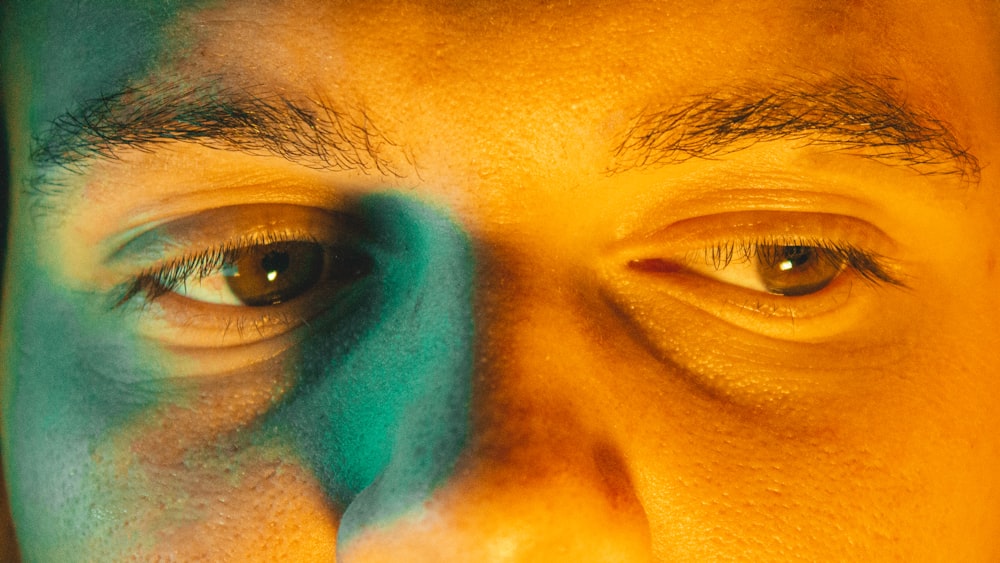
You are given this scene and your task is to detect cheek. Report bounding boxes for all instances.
[95,430,340,559]
[2,276,169,556]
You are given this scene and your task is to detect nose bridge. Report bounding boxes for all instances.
[470,250,651,518]
[337,234,654,560]
[467,251,612,457]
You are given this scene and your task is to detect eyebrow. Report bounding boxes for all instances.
[30,78,408,181]
[609,75,980,183]
[30,74,980,205]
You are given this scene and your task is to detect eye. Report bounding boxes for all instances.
[117,237,374,311]
[605,212,907,352]
[166,241,372,307]
[629,239,893,298]
[106,204,381,349]
[178,241,324,306]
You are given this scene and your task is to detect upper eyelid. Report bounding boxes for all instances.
[689,235,838,269]
[682,238,905,287]
[688,236,881,267]
[104,204,368,272]
[605,210,899,266]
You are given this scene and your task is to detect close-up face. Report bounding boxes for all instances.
[1,0,999,560]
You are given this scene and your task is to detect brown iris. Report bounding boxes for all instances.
[224,242,372,307]
[223,242,324,306]
[756,245,843,296]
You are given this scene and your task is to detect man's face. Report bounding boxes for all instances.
[2,0,999,559]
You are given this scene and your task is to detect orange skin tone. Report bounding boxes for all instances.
[3,0,1000,560]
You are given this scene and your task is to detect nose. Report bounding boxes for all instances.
[336,239,655,561]
[339,424,654,561]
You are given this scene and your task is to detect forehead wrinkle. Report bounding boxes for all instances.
[609,74,981,184]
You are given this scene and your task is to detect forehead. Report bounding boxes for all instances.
[7,0,999,217]
[6,1,993,176]
[156,0,947,111]
[5,0,994,236]
[12,1,997,122]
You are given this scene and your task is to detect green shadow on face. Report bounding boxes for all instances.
[4,0,215,133]
[1,193,477,557]
[262,192,476,544]
[1,266,173,557]
[3,2,476,552]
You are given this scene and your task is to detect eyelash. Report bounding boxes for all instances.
[112,231,317,309]
[692,236,904,287]
[113,232,901,312]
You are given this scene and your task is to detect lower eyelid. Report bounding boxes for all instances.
[606,253,883,343]
[123,288,313,349]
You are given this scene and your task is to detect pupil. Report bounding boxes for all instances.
[779,246,813,269]
[262,251,290,278]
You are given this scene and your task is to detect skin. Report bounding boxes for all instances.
[2,0,1000,560]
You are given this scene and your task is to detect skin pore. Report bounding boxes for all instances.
[2,0,1000,560]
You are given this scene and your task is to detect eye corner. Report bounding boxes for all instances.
[626,258,687,274]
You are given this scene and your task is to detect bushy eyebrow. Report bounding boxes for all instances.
[31,78,407,180]
[28,73,980,212]
[609,76,980,183]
